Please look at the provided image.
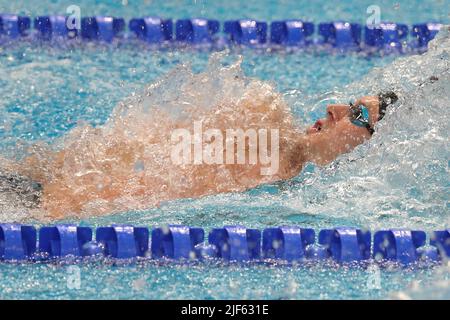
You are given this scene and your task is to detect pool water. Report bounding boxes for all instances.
[0,261,444,300]
[0,0,449,299]
[1,0,448,24]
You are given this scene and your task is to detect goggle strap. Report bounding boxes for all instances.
[349,102,374,135]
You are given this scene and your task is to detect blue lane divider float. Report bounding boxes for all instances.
[34,16,73,39]
[176,18,220,43]
[0,14,30,38]
[430,229,450,258]
[373,229,439,265]
[209,226,261,261]
[270,20,314,46]
[81,16,125,42]
[411,22,443,48]
[262,226,314,261]
[224,20,267,45]
[96,225,149,259]
[364,22,409,52]
[39,225,92,258]
[0,13,444,52]
[318,22,362,49]
[318,227,371,263]
[0,224,449,265]
[129,17,172,43]
[0,224,36,260]
[151,225,204,259]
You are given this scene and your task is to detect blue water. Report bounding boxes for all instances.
[0,0,449,299]
[1,0,449,24]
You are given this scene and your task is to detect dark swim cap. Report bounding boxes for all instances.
[0,171,42,208]
[377,91,398,121]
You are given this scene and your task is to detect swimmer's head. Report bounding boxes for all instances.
[304,91,398,165]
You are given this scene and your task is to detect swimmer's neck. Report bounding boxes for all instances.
[293,134,336,167]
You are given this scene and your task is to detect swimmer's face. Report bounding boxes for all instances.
[305,96,380,165]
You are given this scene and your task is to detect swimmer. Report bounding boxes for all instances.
[0,91,398,219]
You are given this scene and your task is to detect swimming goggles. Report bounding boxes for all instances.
[348,102,374,135]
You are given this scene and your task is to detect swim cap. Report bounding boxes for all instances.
[0,171,42,208]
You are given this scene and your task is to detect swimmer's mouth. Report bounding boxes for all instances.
[306,120,323,135]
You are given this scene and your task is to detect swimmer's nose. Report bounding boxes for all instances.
[326,104,350,122]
